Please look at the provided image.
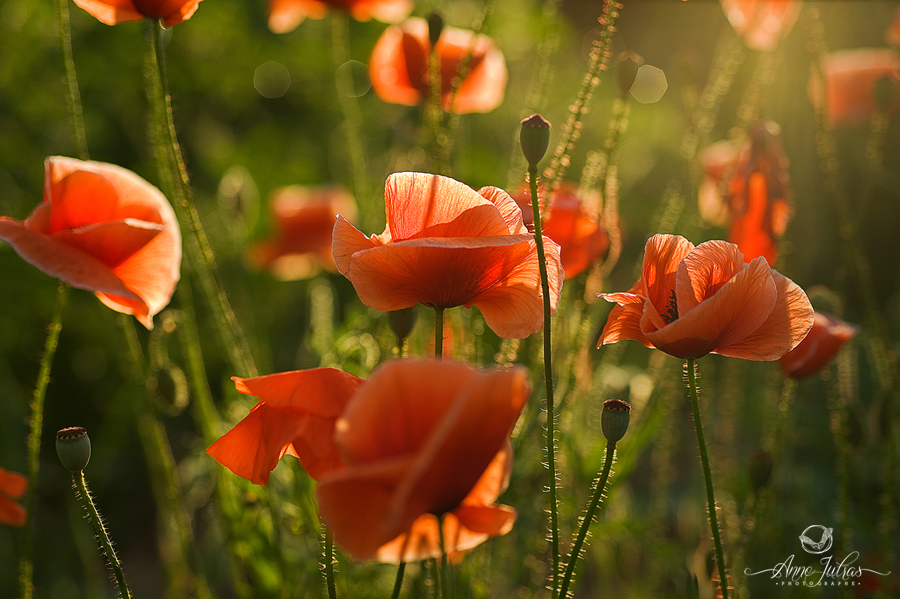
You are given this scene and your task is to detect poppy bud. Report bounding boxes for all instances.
[520,114,551,169]
[748,450,773,492]
[427,12,444,48]
[388,307,418,342]
[56,427,92,473]
[601,399,631,444]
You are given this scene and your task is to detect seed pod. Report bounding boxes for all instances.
[56,427,92,473]
[601,398,631,444]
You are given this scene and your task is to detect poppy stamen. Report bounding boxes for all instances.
[663,289,679,324]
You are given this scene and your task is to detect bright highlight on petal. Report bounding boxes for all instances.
[599,233,814,360]
[73,0,202,26]
[268,0,412,34]
[0,157,181,329]
[333,172,564,339]
[719,0,801,51]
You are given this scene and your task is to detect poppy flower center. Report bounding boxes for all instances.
[662,289,679,324]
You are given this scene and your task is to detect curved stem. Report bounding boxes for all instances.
[73,470,132,599]
[390,563,406,599]
[19,282,69,599]
[558,442,616,598]
[528,167,559,596]
[685,358,729,599]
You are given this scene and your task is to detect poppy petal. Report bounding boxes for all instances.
[641,234,694,318]
[54,220,164,268]
[473,237,563,339]
[675,239,746,315]
[268,0,328,33]
[385,173,512,241]
[349,0,410,22]
[447,32,507,114]
[0,469,27,500]
[346,236,534,312]
[478,186,528,235]
[369,22,423,106]
[72,0,143,25]
[0,496,26,527]
[332,215,383,278]
[716,267,815,360]
[779,312,859,378]
[0,219,140,300]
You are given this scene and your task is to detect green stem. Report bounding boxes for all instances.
[528,167,559,596]
[435,306,444,360]
[323,526,338,599]
[145,19,257,378]
[685,358,729,599]
[390,563,406,599]
[72,470,132,599]
[19,282,69,599]
[55,0,88,160]
[558,442,616,599]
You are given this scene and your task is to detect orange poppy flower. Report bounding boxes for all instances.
[0,468,27,527]
[332,172,563,339]
[699,123,791,265]
[248,185,357,280]
[779,311,859,379]
[207,359,528,562]
[809,48,900,127]
[511,183,609,278]
[369,17,508,114]
[719,0,801,52]
[268,0,412,34]
[72,0,202,26]
[0,157,181,329]
[207,368,364,483]
[316,359,528,562]
[598,234,814,360]
[888,8,900,47]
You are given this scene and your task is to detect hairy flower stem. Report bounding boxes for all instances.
[72,470,132,599]
[55,0,88,160]
[18,282,69,599]
[435,306,444,360]
[528,168,560,596]
[391,563,406,599]
[558,442,616,598]
[146,19,257,378]
[323,526,338,599]
[685,359,729,599]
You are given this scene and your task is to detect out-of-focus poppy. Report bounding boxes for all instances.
[809,48,900,127]
[248,185,357,280]
[317,359,528,562]
[268,0,412,34]
[888,8,900,47]
[511,183,609,278]
[719,0,801,52]
[699,123,791,265]
[369,17,508,114]
[779,311,859,378]
[333,172,563,339]
[0,157,181,329]
[598,234,813,361]
[73,0,202,26]
[207,359,528,563]
[0,468,27,527]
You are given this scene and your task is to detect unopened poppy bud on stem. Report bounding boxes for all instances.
[56,427,92,473]
[388,306,418,342]
[520,114,551,170]
[601,399,631,444]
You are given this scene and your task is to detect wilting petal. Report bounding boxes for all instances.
[346,236,534,312]
[717,268,815,360]
[206,369,363,483]
[779,311,859,378]
[385,173,512,241]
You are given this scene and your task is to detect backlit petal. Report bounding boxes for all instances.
[72,0,143,24]
[675,239,746,315]
[779,311,859,378]
[641,234,695,318]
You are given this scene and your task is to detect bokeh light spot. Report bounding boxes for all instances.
[254,61,291,99]
[630,64,668,104]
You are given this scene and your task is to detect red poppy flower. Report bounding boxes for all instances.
[0,157,181,329]
[778,311,859,378]
[0,468,27,527]
[207,359,529,562]
[369,17,507,114]
[511,183,609,278]
[248,185,357,280]
[888,8,900,47]
[699,123,791,265]
[72,0,202,26]
[809,48,900,127]
[598,234,814,360]
[332,172,563,339]
[268,0,412,34]
[719,0,801,52]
